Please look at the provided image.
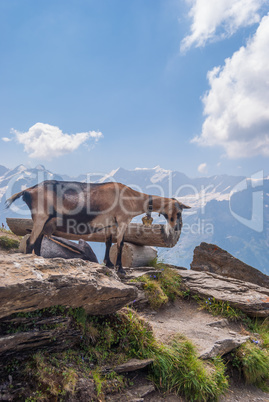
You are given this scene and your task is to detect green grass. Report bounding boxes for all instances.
[25,352,78,399]
[4,306,230,401]
[229,317,269,391]
[234,340,269,389]
[0,235,20,250]
[132,260,183,309]
[248,317,269,349]
[0,227,13,235]
[149,336,228,401]
[192,295,246,321]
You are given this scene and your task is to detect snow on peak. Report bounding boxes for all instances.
[17,164,27,173]
[134,165,172,183]
[35,164,46,170]
[151,166,172,183]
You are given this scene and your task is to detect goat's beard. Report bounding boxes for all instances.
[164,222,173,237]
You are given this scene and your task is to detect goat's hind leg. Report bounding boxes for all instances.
[32,217,57,255]
[104,234,114,268]
[115,222,128,276]
[26,215,49,254]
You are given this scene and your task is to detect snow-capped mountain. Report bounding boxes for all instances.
[0,165,8,177]
[0,164,268,275]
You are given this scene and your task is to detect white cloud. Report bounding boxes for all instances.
[181,0,266,51]
[2,137,12,142]
[12,123,103,160]
[197,162,208,173]
[193,14,269,158]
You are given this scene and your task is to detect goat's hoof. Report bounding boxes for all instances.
[105,262,114,269]
[117,267,126,277]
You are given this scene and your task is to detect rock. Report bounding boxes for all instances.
[206,319,229,328]
[179,269,269,317]
[40,236,98,262]
[70,378,96,402]
[191,243,269,289]
[200,336,249,359]
[18,234,30,253]
[106,383,155,401]
[103,358,154,374]
[110,242,157,268]
[0,253,137,319]
[0,316,81,358]
[132,384,155,398]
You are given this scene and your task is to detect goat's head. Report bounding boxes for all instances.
[160,198,190,233]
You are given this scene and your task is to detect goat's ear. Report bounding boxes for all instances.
[172,198,191,210]
[178,203,191,209]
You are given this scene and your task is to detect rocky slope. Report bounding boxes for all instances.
[0,235,269,400]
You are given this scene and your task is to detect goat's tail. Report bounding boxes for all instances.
[5,190,25,209]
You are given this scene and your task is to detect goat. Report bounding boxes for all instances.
[6,180,190,275]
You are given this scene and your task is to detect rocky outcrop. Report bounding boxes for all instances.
[0,253,137,319]
[0,315,81,358]
[177,268,269,317]
[191,243,269,289]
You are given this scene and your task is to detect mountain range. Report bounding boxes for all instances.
[0,164,268,275]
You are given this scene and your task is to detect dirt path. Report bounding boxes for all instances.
[142,298,244,356]
[140,298,269,402]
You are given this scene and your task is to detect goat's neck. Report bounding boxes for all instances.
[134,194,170,215]
[150,195,170,214]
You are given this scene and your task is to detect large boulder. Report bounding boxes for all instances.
[177,268,269,317]
[191,243,269,289]
[0,253,137,319]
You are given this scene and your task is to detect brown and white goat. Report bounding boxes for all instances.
[6,180,190,274]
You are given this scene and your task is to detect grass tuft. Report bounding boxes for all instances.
[0,235,20,250]
[0,227,13,235]
[133,260,182,309]
[192,295,246,321]
[233,340,269,389]
[149,335,228,401]
[25,352,78,400]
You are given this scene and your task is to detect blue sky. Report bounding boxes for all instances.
[1,0,269,178]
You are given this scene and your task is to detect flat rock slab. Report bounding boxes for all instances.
[179,269,269,317]
[0,253,137,319]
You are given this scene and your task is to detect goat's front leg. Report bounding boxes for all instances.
[115,222,127,276]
